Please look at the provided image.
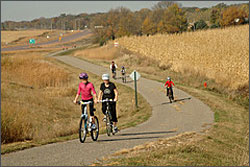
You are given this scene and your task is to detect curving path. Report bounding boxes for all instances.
[1,54,214,166]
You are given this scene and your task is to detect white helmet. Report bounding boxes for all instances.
[167,77,171,80]
[102,73,110,80]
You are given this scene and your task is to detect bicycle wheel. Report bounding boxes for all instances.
[106,113,112,136]
[169,95,172,103]
[91,116,99,141]
[79,117,88,143]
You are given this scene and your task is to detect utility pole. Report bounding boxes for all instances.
[64,21,66,33]
[50,20,53,31]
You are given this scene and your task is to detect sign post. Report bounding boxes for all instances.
[134,71,138,108]
[130,70,141,108]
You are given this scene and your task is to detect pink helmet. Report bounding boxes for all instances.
[79,72,88,79]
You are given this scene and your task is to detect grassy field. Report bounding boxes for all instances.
[94,84,248,166]
[1,49,151,154]
[113,25,249,90]
[73,26,249,107]
[1,30,49,44]
[70,26,249,166]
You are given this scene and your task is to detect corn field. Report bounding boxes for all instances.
[113,25,249,89]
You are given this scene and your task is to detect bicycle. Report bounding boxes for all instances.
[121,72,126,83]
[76,101,99,143]
[112,70,116,79]
[166,87,174,103]
[98,99,117,136]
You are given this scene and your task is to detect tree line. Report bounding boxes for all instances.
[1,2,249,45]
[91,2,249,45]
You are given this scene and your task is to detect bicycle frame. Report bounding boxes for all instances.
[99,99,116,135]
[78,101,92,129]
[77,100,99,143]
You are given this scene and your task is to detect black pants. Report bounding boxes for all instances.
[167,87,174,99]
[81,98,95,116]
[102,102,117,122]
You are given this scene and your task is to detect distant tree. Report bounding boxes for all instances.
[161,4,188,33]
[60,13,66,17]
[157,20,165,33]
[210,24,220,29]
[213,3,227,9]
[194,19,208,30]
[210,9,220,25]
[220,6,248,26]
[152,1,181,10]
[142,16,156,35]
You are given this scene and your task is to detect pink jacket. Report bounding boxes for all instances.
[77,82,96,100]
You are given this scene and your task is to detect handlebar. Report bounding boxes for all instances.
[98,99,116,103]
[76,101,93,105]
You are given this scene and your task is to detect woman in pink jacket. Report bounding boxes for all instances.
[74,72,98,129]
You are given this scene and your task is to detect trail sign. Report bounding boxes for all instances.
[29,39,35,44]
[130,70,141,81]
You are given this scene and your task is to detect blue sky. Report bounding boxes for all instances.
[1,1,248,22]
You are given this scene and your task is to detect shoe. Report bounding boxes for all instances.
[113,127,119,133]
[91,124,97,130]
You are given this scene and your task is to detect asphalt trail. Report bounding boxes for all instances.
[1,54,214,166]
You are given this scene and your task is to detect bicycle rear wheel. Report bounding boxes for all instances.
[106,114,112,136]
[169,95,172,103]
[168,89,172,103]
[91,116,99,141]
[79,117,88,143]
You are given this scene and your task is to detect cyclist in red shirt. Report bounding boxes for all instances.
[164,77,175,100]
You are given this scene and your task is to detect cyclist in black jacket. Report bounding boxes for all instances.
[98,73,119,133]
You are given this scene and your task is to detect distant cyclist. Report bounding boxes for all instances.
[121,66,126,76]
[74,72,98,129]
[121,66,126,83]
[110,61,118,79]
[98,73,119,133]
[164,77,175,100]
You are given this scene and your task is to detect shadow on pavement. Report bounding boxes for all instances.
[161,97,192,105]
[97,136,162,142]
[117,130,176,136]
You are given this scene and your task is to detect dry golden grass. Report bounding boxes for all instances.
[1,30,49,44]
[94,84,249,166]
[2,53,70,88]
[73,45,120,60]
[112,25,249,90]
[1,50,72,143]
[1,30,75,48]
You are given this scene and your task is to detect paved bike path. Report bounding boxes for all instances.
[1,56,214,166]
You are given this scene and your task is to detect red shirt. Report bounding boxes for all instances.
[164,80,175,88]
[77,82,96,100]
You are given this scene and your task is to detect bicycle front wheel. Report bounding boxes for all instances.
[79,117,88,143]
[91,116,99,141]
[106,114,112,136]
